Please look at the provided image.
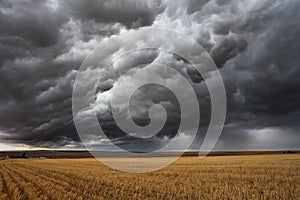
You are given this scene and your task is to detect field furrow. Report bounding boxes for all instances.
[11,163,99,198]
[0,164,10,199]
[0,164,25,200]
[3,163,53,200]
[13,162,152,199]
[3,163,83,200]
[0,155,299,200]
[2,163,43,200]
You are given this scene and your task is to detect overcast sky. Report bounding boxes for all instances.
[0,0,299,151]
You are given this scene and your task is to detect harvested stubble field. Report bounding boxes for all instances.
[0,154,299,200]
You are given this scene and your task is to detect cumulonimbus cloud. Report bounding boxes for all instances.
[0,0,299,150]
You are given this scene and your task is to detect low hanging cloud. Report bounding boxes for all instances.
[0,0,299,150]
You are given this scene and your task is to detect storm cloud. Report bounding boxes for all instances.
[0,0,299,150]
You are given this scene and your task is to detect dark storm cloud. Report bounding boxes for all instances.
[66,0,164,28]
[0,0,162,147]
[0,0,300,150]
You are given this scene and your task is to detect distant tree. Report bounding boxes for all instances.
[20,152,26,158]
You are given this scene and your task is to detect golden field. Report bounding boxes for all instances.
[0,154,299,200]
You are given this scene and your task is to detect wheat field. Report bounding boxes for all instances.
[0,154,299,200]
